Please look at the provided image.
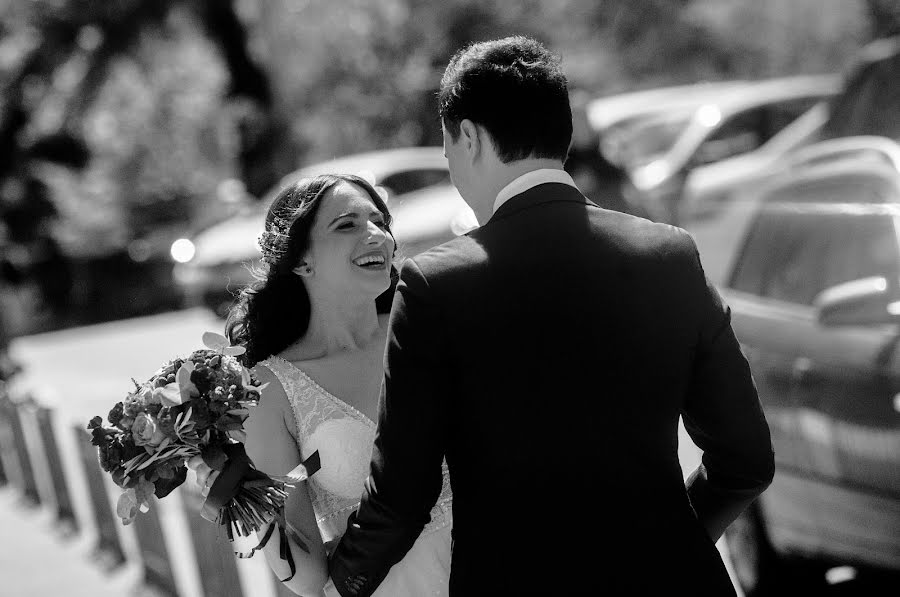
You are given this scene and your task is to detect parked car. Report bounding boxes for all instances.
[677,100,830,223]
[682,130,900,230]
[716,141,900,595]
[173,147,475,316]
[625,74,841,223]
[584,80,750,168]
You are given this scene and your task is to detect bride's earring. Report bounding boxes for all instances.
[293,263,313,277]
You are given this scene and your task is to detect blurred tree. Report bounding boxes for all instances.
[1,0,282,216]
[0,0,282,330]
[0,0,869,332]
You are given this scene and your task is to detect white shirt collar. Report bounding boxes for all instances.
[492,168,578,214]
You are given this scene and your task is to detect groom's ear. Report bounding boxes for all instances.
[459,119,480,159]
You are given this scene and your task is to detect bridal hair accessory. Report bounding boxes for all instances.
[257,214,294,265]
[86,331,320,549]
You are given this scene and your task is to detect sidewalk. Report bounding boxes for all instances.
[0,486,140,597]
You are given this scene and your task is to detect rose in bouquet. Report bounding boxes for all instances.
[87,332,291,541]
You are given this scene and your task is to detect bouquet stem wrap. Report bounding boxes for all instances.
[201,442,290,540]
[202,443,321,543]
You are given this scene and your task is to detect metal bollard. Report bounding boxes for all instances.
[35,405,78,535]
[181,486,246,597]
[4,395,40,505]
[131,495,180,597]
[74,425,127,570]
[0,435,6,486]
[0,393,15,488]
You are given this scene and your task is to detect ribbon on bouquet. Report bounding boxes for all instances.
[200,442,321,525]
[200,444,322,579]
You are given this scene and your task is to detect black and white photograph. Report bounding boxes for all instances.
[0,1,898,595]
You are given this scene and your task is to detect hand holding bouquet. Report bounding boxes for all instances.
[87,332,293,541]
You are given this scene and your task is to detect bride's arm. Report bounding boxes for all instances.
[244,366,328,596]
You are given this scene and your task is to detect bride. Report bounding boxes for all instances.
[189,174,451,596]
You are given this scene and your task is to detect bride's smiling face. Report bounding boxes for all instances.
[300,181,395,298]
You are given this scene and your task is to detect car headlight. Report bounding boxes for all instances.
[170,238,196,263]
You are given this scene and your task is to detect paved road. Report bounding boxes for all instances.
[0,487,141,597]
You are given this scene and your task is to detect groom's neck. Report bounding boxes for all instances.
[476,157,566,213]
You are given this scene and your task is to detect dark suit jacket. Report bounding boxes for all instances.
[330,183,775,596]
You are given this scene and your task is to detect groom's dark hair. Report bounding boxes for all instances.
[439,36,572,163]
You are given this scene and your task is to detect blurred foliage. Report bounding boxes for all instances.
[0,0,876,333]
[0,0,871,255]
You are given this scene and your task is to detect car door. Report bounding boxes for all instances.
[724,204,835,553]
[783,207,900,568]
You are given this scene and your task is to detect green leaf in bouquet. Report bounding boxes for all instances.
[175,406,193,431]
[201,443,228,471]
[226,429,247,443]
[226,408,250,417]
[135,447,168,471]
[122,453,149,476]
[154,465,187,498]
[111,466,129,489]
[222,345,246,356]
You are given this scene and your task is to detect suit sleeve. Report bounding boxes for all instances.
[678,230,775,543]
[329,258,449,596]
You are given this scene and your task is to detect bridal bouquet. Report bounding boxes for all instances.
[87,332,291,542]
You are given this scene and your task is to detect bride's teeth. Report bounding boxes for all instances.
[354,254,385,266]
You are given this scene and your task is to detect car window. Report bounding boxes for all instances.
[761,102,829,154]
[608,112,693,167]
[378,169,450,198]
[765,97,823,139]
[692,108,767,166]
[691,98,827,167]
[729,205,900,305]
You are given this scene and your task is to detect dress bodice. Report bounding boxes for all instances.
[259,356,453,543]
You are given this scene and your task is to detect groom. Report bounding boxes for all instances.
[330,36,774,595]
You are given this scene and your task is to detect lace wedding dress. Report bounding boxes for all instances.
[260,356,453,597]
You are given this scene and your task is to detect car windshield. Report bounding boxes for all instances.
[605,112,693,168]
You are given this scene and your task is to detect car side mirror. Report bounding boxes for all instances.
[814,276,900,327]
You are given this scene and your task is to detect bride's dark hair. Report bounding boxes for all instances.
[225,174,398,366]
